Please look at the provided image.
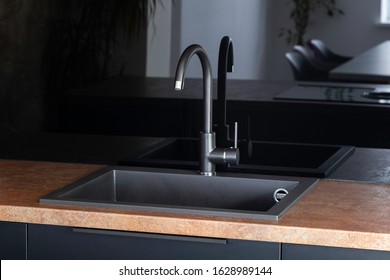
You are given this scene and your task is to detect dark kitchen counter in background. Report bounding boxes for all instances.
[59,77,293,102]
[59,76,390,104]
[56,77,390,148]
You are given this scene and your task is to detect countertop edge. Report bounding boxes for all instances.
[1,203,390,252]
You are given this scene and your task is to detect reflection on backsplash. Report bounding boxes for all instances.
[361,91,390,104]
[323,87,360,102]
[0,0,157,133]
[0,0,48,133]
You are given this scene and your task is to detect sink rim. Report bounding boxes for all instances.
[40,166,318,221]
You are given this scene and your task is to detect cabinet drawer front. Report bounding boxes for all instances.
[282,244,390,260]
[28,224,279,260]
[0,222,26,260]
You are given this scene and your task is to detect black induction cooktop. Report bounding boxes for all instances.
[274,85,390,104]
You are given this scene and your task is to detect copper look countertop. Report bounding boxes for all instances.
[1,160,390,252]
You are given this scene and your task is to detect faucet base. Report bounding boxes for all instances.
[198,171,216,176]
[199,132,216,176]
[198,132,240,176]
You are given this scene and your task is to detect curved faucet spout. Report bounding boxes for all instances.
[174,44,213,134]
[217,36,234,146]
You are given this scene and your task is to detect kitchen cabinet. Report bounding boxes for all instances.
[0,222,27,260]
[27,224,280,260]
[282,244,390,260]
[3,222,390,260]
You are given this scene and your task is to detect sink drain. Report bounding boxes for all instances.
[273,188,289,202]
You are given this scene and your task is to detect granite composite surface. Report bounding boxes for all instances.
[1,160,390,251]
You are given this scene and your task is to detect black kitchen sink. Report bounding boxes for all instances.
[40,166,317,220]
[120,138,354,177]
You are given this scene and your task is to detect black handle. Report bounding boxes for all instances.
[72,228,227,245]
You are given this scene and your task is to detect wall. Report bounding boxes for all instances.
[146,1,173,77]
[147,0,271,80]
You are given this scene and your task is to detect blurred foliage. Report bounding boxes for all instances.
[0,0,48,132]
[42,0,163,93]
[279,0,344,45]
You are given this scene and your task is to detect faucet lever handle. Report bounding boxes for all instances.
[234,122,238,149]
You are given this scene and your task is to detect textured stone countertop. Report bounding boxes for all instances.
[1,159,390,252]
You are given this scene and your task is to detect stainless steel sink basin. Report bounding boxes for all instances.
[40,166,317,220]
[120,138,354,177]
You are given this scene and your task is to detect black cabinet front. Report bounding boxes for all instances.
[0,222,26,260]
[282,244,390,260]
[5,222,390,260]
[28,224,280,260]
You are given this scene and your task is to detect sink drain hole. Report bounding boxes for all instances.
[273,188,289,202]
